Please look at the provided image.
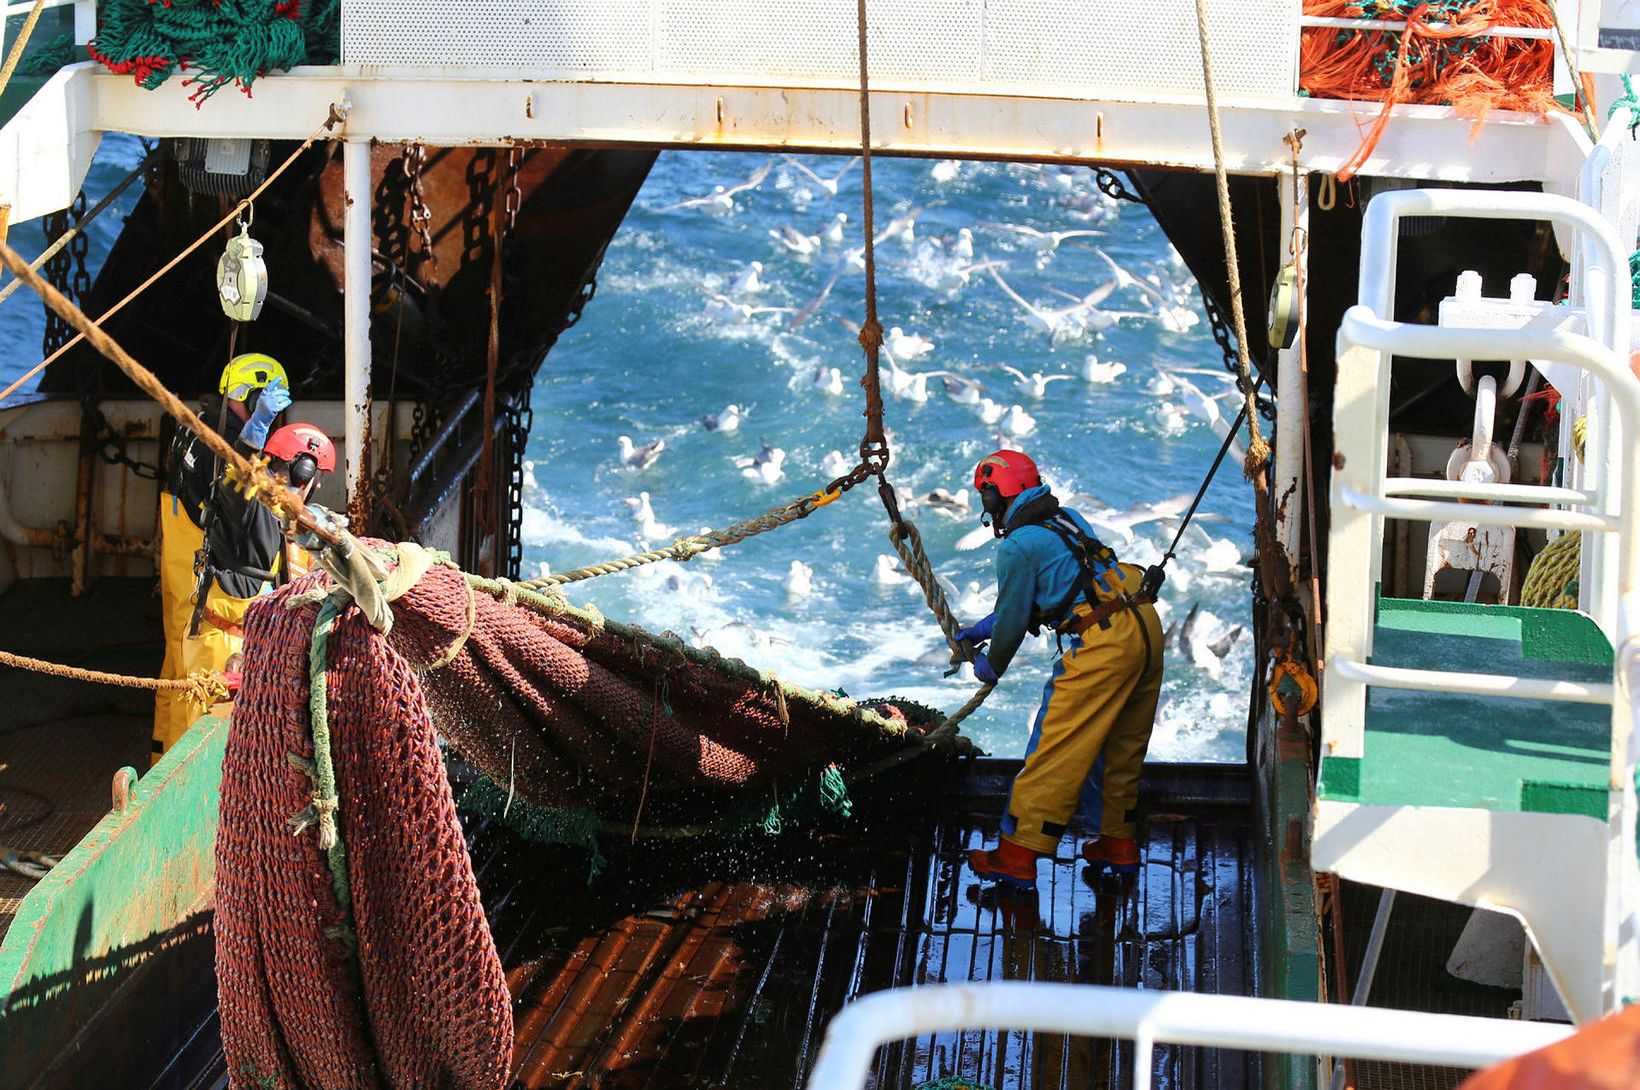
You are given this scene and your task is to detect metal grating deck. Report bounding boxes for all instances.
[0,578,160,939]
[481,761,1260,1090]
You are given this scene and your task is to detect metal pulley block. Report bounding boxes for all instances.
[217,210,267,323]
[1423,372,1516,601]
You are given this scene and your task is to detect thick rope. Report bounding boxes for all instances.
[0,0,48,103]
[1521,531,1580,609]
[0,648,228,707]
[1,110,342,409]
[1192,0,1271,477]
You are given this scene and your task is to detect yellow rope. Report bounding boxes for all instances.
[0,648,228,708]
[1520,532,1581,610]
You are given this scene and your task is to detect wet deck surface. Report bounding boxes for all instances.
[480,762,1260,1090]
[0,578,159,938]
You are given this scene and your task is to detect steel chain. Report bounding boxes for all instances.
[504,147,523,233]
[39,194,84,355]
[1094,168,1144,204]
[403,142,437,274]
[1202,288,1276,421]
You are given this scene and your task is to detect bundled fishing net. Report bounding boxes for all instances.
[87,0,339,103]
[1300,0,1565,178]
[216,542,956,1089]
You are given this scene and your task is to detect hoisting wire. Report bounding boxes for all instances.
[1159,379,1262,570]
[0,108,344,409]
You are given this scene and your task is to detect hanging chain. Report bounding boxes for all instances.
[40,192,88,355]
[1094,168,1144,205]
[503,147,522,234]
[404,142,437,276]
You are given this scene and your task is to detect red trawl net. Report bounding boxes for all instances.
[216,547,949,1089]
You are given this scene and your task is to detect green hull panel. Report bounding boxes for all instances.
[0,715,227,1087]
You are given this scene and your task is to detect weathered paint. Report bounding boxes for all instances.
[0,714,227,1087]
[1256,705,1323,1090]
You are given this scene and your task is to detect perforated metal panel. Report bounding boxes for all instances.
[340,0,1299,101]
[343,0,653,71]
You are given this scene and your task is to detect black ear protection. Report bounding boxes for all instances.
[288,453,319,488]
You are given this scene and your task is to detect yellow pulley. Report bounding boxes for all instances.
[1269,658,1318,718]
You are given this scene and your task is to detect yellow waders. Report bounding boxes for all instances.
[153,492,204,762]
[1000,563,1164,853]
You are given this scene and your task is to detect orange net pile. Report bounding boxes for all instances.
[1299,0,1567,178]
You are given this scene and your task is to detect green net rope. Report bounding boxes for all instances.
[87,0,339,103]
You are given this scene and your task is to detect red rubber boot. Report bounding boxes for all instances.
[967,838,1041,890]
[1081,835,1140,876]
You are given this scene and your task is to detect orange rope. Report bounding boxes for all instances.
[1300,0,1564,180]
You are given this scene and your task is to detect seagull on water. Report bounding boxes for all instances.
[1001,404,1038,436]
[700,403,744,433]
[617,435,665,470]
[931,160,961,184]
[1083,356,1127,384]
[734,440,786,485]
[812,366,845,396]
[885,327,934,361]
[781,156,860,200]
[822,212,849,246]
[770,223,822,258]
[950,227,975,261]
[656,160,772,216]
[820,449,851,477]
[1000,365,1076,400]
[975,397,1007,426]
[918,487,971,518]
[729,262,768,294]
[1096,247,1201,332]
[942,374,986,406]
[936,258,1006,295]
[623,491,676,542]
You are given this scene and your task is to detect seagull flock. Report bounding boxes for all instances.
[596,156,1249,684]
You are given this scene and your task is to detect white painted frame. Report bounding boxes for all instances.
[803,982,1572,1090]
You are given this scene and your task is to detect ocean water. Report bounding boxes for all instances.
[523,151,1257,762]
[0,140,1256,762]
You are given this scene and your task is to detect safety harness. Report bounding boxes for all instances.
[1005,493,1163,654]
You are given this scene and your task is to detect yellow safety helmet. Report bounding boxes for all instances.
[219,353,287,402]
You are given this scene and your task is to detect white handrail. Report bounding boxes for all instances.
[1381,478,1597,506]
[804,983,1573,1090]
[1339,488,1620,534]
[1331,654,1617,706]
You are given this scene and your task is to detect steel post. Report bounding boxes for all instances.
[342,136,372,527]
[1275,169,1308,569]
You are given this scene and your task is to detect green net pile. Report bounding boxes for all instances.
[86,0,339,104]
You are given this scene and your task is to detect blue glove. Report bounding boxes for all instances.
[955,612,996,646]
[972,651,999,685]
[240,378,290,449]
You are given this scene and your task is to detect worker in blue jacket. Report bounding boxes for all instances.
[955,449,1164,890]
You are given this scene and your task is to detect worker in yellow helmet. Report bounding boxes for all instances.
[151,353,288,763]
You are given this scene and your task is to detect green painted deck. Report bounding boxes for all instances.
[1318,598,1614,818]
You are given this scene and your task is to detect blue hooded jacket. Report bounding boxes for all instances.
[986,484,1114,677]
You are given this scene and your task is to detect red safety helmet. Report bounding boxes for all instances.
[264,423,336,487]
[973,450,1041,498]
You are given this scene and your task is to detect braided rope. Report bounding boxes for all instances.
[1521,531,1581,610]
[887,517,996,730]
[0,648,228,708]
[1192,0,1271,477]
[524,488,831,587]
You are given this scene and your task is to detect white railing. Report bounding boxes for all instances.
[803,983,1573,1090]
[1326,186,1640,1013]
